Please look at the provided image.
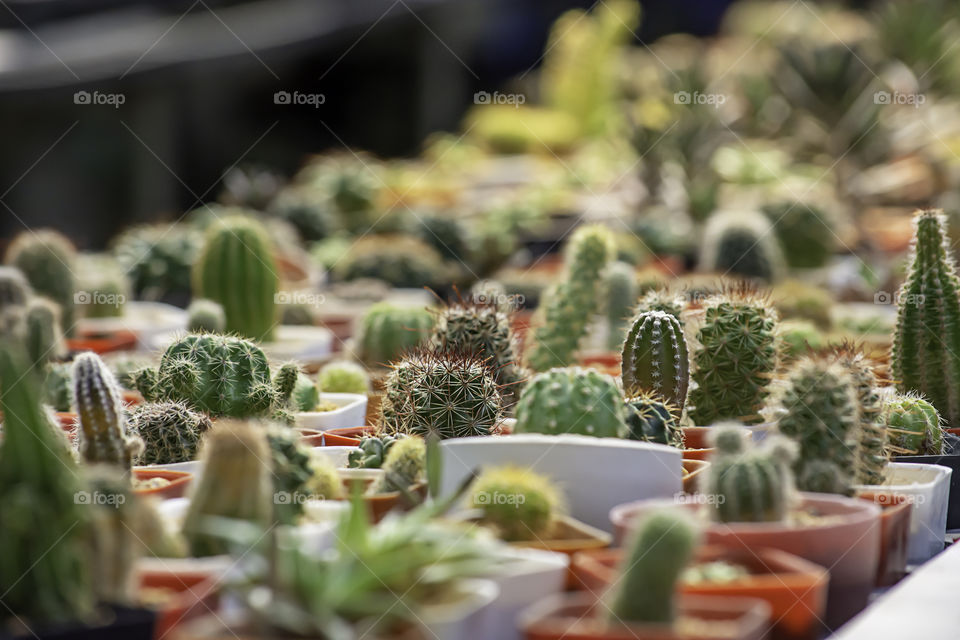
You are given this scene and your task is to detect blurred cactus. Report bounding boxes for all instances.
[515,367,626,438]
[220,165,283,210]
[633,288,683,321]
[266,423,315,524]
[5,229,78,336]
[468,466,563,542]
[304,454,343,500]
[371,434,426,494]
[624,392,684,448]
[74,352,143,474]
[318,360,370,395]
[113,224,202,301]
[0,265,31,313]
[269,186,340,242]
[79,270,129,319]
[187,299,226,333]
[43,360,74,412]
[778,319,825,357]
[699,210,785,282]
[334,234,451,290]
[83,466,141,605]
[771,280,834,329]
[834,346,887,485]
[129,401,212,465]
[354,303,434,366]
[762,201,835,269]
[24,297,66,367]
[621,310,689,414]
[883,393,945,456]
[604,261,638,350]
[412,212,470,263]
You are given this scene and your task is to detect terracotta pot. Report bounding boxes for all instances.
[856,490,912,587]
[682,447,714,462]
[133,469,193,500]
[577,352,621,377]
[520,593,770,640]
[327,426,377,439]
[609,494,881,630]
[682,460,709,495]
[299,430,362,447]
[123,389,144,407]
[66,329,139,354]
[138,572,219,640]
[570,546,828,640]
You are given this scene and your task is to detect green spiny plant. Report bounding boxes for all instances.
[762,201,835,269]
[771,279,834,329]
[318,360,370,394]
[370,434,426,494]
[43,360,74,412]
[291,371,320,412]
[515,367,627,437]
[193,216,279,342]
[633,288,684,321]
[113,223,201,301]
[413,212,470,263]
[5,229,78,336]
[133,334,298,420]
[834,346,887,486]
[129,401,212,465]
[624,392,684,448]
[605,261,638,350]
[187,299,226,333]
[883,393,945,456]
[24,297,66,367]
[705,425,797,523]
[467,465,563,542]
[354,302,434,366]
[304,453,344,500]
[265,422,315,524]
[82,466,141,605]
[379,350,503,439]
[892,209,960,427]
[621,310,689,414]
[688,287,778,425]
[74,352,143,475]
[0,265,31,313]
[182,420,275,557]
[778,319,825,357]
[470,279,518,313]
[79,270,129,319]
[268,186,340,242]
[699,209,785,282]
[527,224,615,371]
[347,434,402,469]
[334,234,451,290]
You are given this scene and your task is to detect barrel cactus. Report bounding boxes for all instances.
[699,209,785,282]
[883,393,944,456]
[113,223,201,301]
[371,434,426,494]
[467,465,563,542]
[334,235,450,290]
[347,434,402,469]
[621,310,689,414]
[624,393,684,448]
[5,229,77,336]
[187,299,226,333]
[193,216,279,342]
[354,303,434,366]
[515,367,627,438]
[74,352,143,474]
[269,186,340,242]
[318,360,370,394]
[129,401,212,465]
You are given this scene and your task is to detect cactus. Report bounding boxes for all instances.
[762,201,835,269]
[187,299,226,333]
[834,346,887,485]
[280,302,316,327]
[773,357,860,495]
[699,210,785,282]
[354,303,434,366]
[608,511,698,626]
[892,210,960,427]
[129,401,212,465]
[74,352,144,474]
[621,310,689,414]
[266,423,315,524]
[527,224,615,371]
[633,288,684,321]
[348,434,402,469]
[371,434,426,494]
[778,319,825,357]
[468,466,563,542]
[771,279,834,329]
[706,425,797,523]
[44,360,74,411]
[5,229,78,336]
[688,289,778,425]
[182,420,275,557]
[133,334,298,420]
[605,261,638,350]
[193,216,279,342]
[304,453,344,500]
[883,393,944,456]
[269,186,340,242]
[515,367,627,438]
[318,360,370,394]
[0,265,31,313]
[624,393,684,448]
[291,372,320,412]
[83,466,140,605]
[470,279,518,313]
[379,350,503,439]
[334,235,451,289]
[24,297,66,367]
[80,270,129,319]
[113,223,201,301]
[430,300,526,405]
[413,212,470,263]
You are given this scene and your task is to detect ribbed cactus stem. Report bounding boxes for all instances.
[835,347,887,485]
[4,229,78,336]
[624,392,684,447]
[74,352,143,474]
[355,303,434,366]
[24,297,65,367]
[605,261,638,350]
[883,393,944,456]
[515,367,626,437]
[621,310,689,413]
[0,265,31,312]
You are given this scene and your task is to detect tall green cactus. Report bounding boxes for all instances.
[515,367,627,437]
[834,346,887,485]
[193,216,279,342]
[621,310,689,414]
[74,352,143,474]
[892,209,960,426]
[527,224,614,371]
[83,466,140,605]
[688,289,778,425]
[883,393,944,456]
[130,401,212,465]
[608,511,698,626]
[24,297,66,368]
[605,261,638,349]
[5,229,78,337]
[699,209,785,282]
[354,303,434,366]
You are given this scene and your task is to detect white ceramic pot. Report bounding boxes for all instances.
[853,462,952,564]
[481,547,568,640]
[259,325,334,365]
[418,578,499,640]
[439,434,682,533]
[310,446,357,468]
[79,301,187,351]
[295,393,368,430]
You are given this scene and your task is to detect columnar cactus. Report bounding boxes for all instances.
[182,420,275,557]
[354,303,434,366]
[371,434,426,494]
[83,466,140,605]
[318,360,370,394]
[688,289,778,425]
[74,352,143,474]
[527,224,615,371]
[892,209,960,426]
[624,393,684,448]
[608,511,698,626]
[468,466,562,542]
[0,265,31,313]
[187,299,226,333]
[835,346,887,485]
[193,216,279,342]
[883,393,944,456]
[605,261,638,349]
[430,300,527,404]
[621,310,689,414]
[379,350,503,439]
[706,425,797,523]
[291,372,320,412]
[24,297,66,367]
[699,210,785,282]
[266,423,315,524]
[515,367,627,437]
[133,334,298,420]
[43,360,74,411]
[5,229,78,336]
[129,401,212,465]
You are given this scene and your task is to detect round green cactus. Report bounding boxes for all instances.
[371,434,426,494]
[621,310,689,413]
[778,319,825,357]
[699,209,785,282]
[883,393,944,456]
[304,454,344,500]
[468,465,563,542]
[633,288,683,321]
[515,367,626,438]
[74,352,143,474]
[268,186,341,242]
[187,299,226,333]
[129,401,212,465]
[624,393,684,448]
[347,434,402,469]
[354,303,434,366]
[318,360,370,394]
[762,201,835,269]
[113,223,201,301]
[334,235,451,289]
[5,229,78,336]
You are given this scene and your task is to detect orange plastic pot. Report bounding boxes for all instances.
[133,469,193,500]
[856,490,912,586]
[682,447,714,462]
[326,426,377,439]
[66,329,138,354]
[682,459,709,495]
[577,352,621,377]
[138,572,219,640]
[55,412,77,431]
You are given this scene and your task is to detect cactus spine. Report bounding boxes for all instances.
[354,303,434,366]
[74,352,143,474]
[193,216,279,341]
[187,298,226,333]
[5,229,78,336]
[624,393,684,447]
[129,401,212,465]
[527,224,614,371]
[835,346,887,485]
[468,465,562,541]
[883,393,944,456]
[605,261,638,349]
[621,310,689,414]
[699,210,785,282]
[892,209,960,426]
[515,367,627,437]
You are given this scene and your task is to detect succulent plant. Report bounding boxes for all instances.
[82,466,140,605]
[43,360,74,412]
[624,393,684,448]
[303,453,344,501]
[699,210,785,282]
[265,423,315,524]
[134,334,298,421]
[413,212,471,263]
[778,319,825,357]
[113,223,201,301]
[318,360,370,394]
[883,393,944,456]
[527,224,615,371]
[608,511,698,626]
[468,465,563,542]
[5,229,78,336]
[762,201,835,269]
[347,434,402,469]
[106,352,154,391]
[379,350,503,439]
[771,280,834,330]
[182,420,275,557]
[193,216,279,342]
[0,265,31,313]
[892,210,960,427]
[354,303,434,366]
[334,235,451,290]
[633,288,684,321]
[268,185,340,242]
[79,269,129,319]
[187,299,226,333]
[280,302,316,327]
[371,434,426,494]
[129,401,212,465]
[604,261,638,350]
[621,310,689,415]
[24,297,66,367]
[74,352,143,475]
[706,425,797,523]
[515,367,626,438]
[291,372,320,412]
[834,346,887,486]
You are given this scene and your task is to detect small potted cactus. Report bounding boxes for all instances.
[293,360,370,430]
